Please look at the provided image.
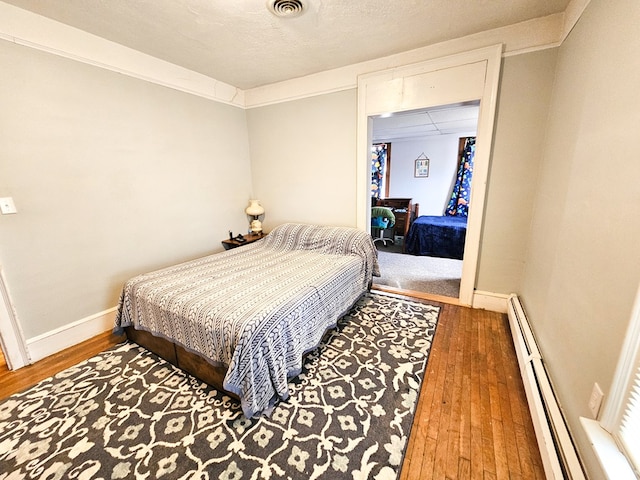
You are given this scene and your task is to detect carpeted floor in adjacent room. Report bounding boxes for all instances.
[374,246,462,298]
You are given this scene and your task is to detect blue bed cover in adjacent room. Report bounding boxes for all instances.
[405,215,467,260]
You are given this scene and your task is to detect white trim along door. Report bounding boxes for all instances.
[356,45,503,306]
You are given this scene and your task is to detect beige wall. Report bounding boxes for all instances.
[0,41,253,339]
[246,51,559,296]
[4,4,636,474]
[476,48,558,293]
[246,89,358,230]
[520,0,640,476]
[0,40,558,343]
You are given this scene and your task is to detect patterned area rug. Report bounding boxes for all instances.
[0,292,439,480]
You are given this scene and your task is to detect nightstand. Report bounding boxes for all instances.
[221,232,264,250]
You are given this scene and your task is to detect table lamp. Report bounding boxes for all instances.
[245,200,265,234]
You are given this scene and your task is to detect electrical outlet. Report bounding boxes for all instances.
[588,382,604,418]
[0,197,17,215]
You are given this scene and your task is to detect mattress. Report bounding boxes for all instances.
[114,223,379,417]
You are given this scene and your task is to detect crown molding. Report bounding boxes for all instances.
[244,13,564,108]
[561,0,591,42]
[0,1,586,109]
[0,2,244,108]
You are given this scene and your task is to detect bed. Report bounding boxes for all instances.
[114,223,379,418]
[405,215,468,259]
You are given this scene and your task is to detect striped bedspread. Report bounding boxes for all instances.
[115,223,379,417]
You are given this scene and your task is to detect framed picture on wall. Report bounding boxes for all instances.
[414,155,430,177]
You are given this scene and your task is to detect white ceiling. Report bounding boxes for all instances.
[372,102,480,142]
[1,0,571,90]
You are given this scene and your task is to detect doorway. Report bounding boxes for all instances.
[370,104,478,299]
[356,45,502,306]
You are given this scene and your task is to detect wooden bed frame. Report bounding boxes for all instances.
[124,326,238,399]
[118,225,379,417]
[124,304,362,403]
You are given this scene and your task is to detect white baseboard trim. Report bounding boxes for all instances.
[26,307,117,363]
[472,290,509,313]
[21,292,508,362]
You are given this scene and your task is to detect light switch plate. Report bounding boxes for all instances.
[0,197,17,215]
[588,382,604,418]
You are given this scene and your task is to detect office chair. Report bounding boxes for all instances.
[371,206,396,246]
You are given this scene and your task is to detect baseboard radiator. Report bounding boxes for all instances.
[507,294,586,479]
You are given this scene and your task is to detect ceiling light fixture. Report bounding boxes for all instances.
[267,0,306,18]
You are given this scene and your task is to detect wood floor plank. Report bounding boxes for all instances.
[432,324,455,479]
[514,420,540,479]
[498,377,523,475]
[403,303,451,480]
[458,456,471,480]
[483,470,498,480]
[469,311,484,479]
[419,437,439,480]
[445,309,465,479]
[425,313,450,440]
[490,314,522,477]
[0,294,546,479]
[495,313,545,478]
[459,307,472,465]
[479,314,497,477]
[0,331,125,401]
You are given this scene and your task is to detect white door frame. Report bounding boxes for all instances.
[0,265,30,369]
[356,45,503,306]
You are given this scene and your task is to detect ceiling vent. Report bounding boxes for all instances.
[267,0,306,18]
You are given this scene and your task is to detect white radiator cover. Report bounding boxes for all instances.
[507,294,586,480]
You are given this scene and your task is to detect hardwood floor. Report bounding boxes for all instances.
[0,292,545,479]
[0,331,126,400]
[398,294,545,479]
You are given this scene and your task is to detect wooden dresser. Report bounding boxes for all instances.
[374,198,418,240]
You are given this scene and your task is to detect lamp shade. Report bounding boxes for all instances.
[245,200,265,217]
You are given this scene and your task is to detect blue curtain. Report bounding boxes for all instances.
[446,137,475,217]
[371,144,387,199]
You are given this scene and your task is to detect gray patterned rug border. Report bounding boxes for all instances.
[0,292,440,480]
